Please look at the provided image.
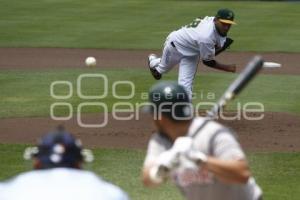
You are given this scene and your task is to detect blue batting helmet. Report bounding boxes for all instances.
[24,128,93,169]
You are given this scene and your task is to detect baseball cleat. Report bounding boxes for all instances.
[150,68,162,80]
[148,54,162,80]
[148,54,157,64]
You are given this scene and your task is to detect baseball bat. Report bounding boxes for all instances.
[206,55,264,119]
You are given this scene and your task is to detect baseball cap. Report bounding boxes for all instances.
[215,9,236,25]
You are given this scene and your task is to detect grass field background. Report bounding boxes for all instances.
[0,69,300,118]
[0,0,300,51]
[0,0,299,199]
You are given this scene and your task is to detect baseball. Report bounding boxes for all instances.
[85,57,96,67]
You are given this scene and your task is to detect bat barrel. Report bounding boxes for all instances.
[207,56,264,119]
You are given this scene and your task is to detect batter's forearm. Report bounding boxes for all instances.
[203,157,250,184]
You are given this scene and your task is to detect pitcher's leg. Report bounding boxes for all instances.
[148,31,183,80]
[148,54,162,80]
[178,56,199,100]
[155,42,182,74]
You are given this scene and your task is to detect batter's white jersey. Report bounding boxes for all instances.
[0,168,129,200]
[144,117,262,200]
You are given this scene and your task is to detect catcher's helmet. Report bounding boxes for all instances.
[24,129,93,169]
[144,81,193,121]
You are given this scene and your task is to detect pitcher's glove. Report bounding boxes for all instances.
[215,38,234,56]
[224,38,234,49]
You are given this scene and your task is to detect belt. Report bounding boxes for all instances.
[170,41,176,48]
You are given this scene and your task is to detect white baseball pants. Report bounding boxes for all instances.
[150,36,199,99]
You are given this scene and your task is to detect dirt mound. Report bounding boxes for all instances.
[0,48,299,75]
[0,112,299,152]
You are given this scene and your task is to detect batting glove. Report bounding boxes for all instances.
[149,150,180,183]
[156,136,194,169]
[173,150,208,173]
[185,150,208,165]
[149,137,194,183]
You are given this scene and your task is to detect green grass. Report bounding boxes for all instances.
[0,68,155,118]
[193,72,300,114]
[0,68,299,118]
[0,144,299,200]
[248,153,300,200]
[0,0,300,52]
